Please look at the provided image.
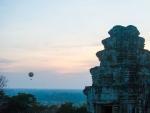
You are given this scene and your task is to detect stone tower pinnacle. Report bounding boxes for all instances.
[84,25,150,113]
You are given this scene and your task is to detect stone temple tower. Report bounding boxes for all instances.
[83,25,150,113]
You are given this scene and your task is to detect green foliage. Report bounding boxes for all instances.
[0,92,88,113]
[0,90,5,97]
[75,104,88,113]
[45,105,59,113]
[56,102,76,113]
[9,93,36,112]
[1,93,47,113]
[56,102,88,113]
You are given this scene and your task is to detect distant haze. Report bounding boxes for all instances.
[0,0,150,89]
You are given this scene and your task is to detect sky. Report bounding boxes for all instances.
[0,0,150,89]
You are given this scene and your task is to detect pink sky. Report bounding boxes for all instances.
[0,0,150,89]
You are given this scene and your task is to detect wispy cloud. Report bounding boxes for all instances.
[49,43,99,49]
[0,58,15,64]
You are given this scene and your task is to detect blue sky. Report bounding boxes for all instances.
[0,0,150,89]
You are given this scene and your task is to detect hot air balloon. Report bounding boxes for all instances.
[28,72,34,80]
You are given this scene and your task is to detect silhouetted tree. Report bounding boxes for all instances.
[56,102,76,113]
[0,75,8,113]
[45,105,59,113]
[56,103,89,113]
[0,75,7,90]
[76,104,88,113]
[2,93,37,113]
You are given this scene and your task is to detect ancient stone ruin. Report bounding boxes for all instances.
[83,25,150,113]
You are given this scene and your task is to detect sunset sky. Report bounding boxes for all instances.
[0,0,150,89]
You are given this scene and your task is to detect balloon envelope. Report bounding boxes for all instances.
[28,72,34,77]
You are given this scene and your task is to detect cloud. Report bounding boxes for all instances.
[0,58,15,64]
[48,43,99,49]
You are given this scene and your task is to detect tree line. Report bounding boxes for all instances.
[0,75,89,113]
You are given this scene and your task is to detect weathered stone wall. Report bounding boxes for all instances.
[84,25,150,113]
